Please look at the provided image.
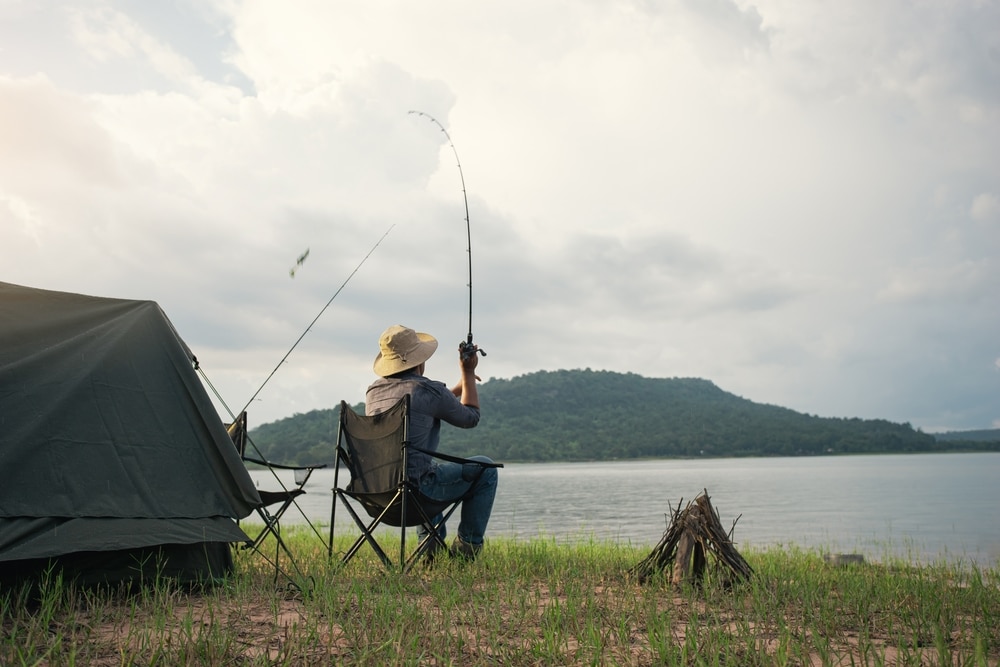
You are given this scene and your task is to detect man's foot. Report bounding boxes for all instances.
[449,536,482,561]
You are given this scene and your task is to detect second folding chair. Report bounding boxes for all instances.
[226,412,327,586]
[328,396,502,573]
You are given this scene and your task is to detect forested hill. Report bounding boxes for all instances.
[934,428,1000,443]
[246,369,998,465]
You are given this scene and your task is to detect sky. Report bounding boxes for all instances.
[1,0,998,432]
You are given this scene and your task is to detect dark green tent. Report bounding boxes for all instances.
[0,282,262,586]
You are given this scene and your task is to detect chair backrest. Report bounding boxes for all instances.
[337,396,410,496]
[226,411,249,458]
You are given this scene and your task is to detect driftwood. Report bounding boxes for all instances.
[630,489,753,587]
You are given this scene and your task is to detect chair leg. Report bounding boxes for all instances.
[336,495,394,568]
[334,492,471,573]
[407,530,447,570]
[401,501,464,573]
[249,505,310,588]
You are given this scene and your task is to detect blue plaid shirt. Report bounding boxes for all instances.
[365,370,480,482]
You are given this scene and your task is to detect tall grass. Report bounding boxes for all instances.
[2,528,997,665]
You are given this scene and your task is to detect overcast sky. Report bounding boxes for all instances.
[2,0,998,432]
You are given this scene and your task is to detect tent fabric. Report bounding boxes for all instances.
[0,543,237,588]
[0,281,262,578]
[0,517,249,562]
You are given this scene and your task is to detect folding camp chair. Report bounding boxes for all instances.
[226,412,327,584]
[328,396,503,573]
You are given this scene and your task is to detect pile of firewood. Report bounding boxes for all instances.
[630,490,753,587]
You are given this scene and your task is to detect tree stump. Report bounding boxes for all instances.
[630,489,753,587]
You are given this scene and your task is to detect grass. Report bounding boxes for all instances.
[2,527,998,666]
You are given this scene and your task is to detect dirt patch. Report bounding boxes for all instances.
[12,575,998,666]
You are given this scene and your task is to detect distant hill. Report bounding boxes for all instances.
[933,428,1000,443]
[246,369,999,465]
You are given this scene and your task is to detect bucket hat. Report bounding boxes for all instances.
[373,325,438,377]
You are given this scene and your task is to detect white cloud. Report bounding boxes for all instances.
[0,0,998,431]
[970,192,1000,223]
[877,260,997,305]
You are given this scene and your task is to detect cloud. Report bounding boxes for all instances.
[877,260,997,305]
[1,0,998,431]
[970,192,1000,224]
[0,75,122,187]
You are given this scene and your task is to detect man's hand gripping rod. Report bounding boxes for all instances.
[460,333,486,362]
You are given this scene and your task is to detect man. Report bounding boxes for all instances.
[365,324,499,561]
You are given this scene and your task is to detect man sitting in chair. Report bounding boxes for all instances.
[366,324,499,561]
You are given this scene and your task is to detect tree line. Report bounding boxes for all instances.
[245,369,1000,465]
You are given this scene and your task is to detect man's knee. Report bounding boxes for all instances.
[462,456,497,487]
[478,464,498,493]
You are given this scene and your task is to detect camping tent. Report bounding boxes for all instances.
[0,282,262,586]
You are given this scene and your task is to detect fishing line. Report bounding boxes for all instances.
[408,110,486,360]
[238,224,395,417]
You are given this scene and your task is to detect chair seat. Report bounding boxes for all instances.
[257,488,306,507]
[344,488,455,527]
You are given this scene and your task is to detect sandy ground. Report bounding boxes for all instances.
[66,583,996,667]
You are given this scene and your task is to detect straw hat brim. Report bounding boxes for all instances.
[373,329,438,376]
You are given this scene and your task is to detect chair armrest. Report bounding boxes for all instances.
[243,457,329,471]
[412,447,504,468]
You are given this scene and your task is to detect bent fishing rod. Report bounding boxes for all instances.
[408,110,487,361]
[235,224,395,418]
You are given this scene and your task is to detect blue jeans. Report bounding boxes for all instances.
[417,455,498,546]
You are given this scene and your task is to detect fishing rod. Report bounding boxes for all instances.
[408,110,486,361]
[238,224,395,416]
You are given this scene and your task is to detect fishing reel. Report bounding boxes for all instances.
[459,336,487,362]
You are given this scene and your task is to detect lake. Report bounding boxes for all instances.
[248,452,1000,567]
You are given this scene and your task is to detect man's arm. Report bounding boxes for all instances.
[450,345,480,409]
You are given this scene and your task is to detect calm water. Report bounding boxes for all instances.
[249,452,1000,567]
